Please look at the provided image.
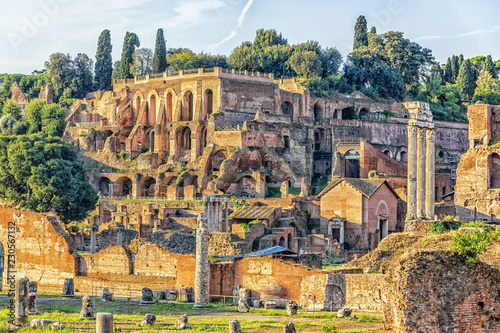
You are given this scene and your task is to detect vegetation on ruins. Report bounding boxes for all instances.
[0,133,98,222]
[94,29,113,91]
[452,221,500,263]
[152,28,167,74]
[119,32,141,79]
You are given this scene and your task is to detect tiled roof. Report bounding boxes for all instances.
[246,246,297,257]
[230,206,275,220]
[318,177,395,198]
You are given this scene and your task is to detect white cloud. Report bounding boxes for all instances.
[164,0,226,29]
[237,0,254,27]
[208,30,237,49]
[415,26,500,41]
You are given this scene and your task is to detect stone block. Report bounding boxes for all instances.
[141,313,156,326]
[61,279,75,297]
[79,295,96,320]
[96,313,113,333]
[102,288,113,302]
[229,319,241,333]
[286,301,298,315]
[179,285,194,302]
[265,300,277,309]
[175,314,189,329]
[253,299,263,308]
[238,299,250,313]
[139,287,155,305]
[337,307,352,318]
[51,322,65,331]
[284,322,297,333]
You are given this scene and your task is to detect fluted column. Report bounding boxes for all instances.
[416,128,426,219]
[406,125,418,220]
[425,129,436,219]
[194,213,209,308]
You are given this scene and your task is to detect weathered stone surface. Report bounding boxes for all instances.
[61,278,75,297]
[167,291,178,301]
[283,322,297,333]
[141,313,156,326]
[229,319,241,333]
[175,314,189,329]
[102,288,113,302]
[179,285,194,302]
[79,295,96,320]
[96,312,113,333]
[194,212,209,308]
[239,288,250,304]
[265,300,277,309]
[41,319,53,329]
[337,307,352,318]
[28,281,39,314]
[51,322,65,331]
[286,301,298,315]
[140,287,155,305]
[14,277,29,326]
[253,299,263,308]
[30,319,42,329]
[238,299,250,313]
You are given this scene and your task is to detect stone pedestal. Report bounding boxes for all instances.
[229,319,242,333]
[61,279,75,297]
[286,301,298,315]
[79,295,95,320]
[96,313,113,333]
[14,277,29,327]
[102,288,113,302]
[139,287,155,305]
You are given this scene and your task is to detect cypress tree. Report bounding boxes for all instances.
[458,54,464,67]
[119,32,140,79]
[451,55,459,82]
[444,58,452,83]
[484,55,498,79]
[353,15,368,50]
[152,28,167,74]
[456,59,476,100]
[94,29,113,91]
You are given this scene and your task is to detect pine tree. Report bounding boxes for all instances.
[444,58,453,83]
[94,30,113,91]
[152,28,167,74]
[457,59,476,100]
[451,55,460,82]
[484,55,498,79]
[458,54,464,68]
[353,15,368,50]
[119,32,140,79]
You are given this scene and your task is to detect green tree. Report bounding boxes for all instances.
[253,29,287,51]
[451,55,460,82]
[0,74,24,100]
[288,50,321,78]
[444,58,453,83]
[473,71,500,104]
[353,15,368,50]
[94,29,113,91]
[319,47,342,77]
[456,59,476,100]
[0,115,26,135]
[19,73,46,99]
[25,99,46,133]
[1,133,98,222]
[228,42,260,71]
[71,53,93,99]
[44,53,73,102]
[483,55,497,79]
[112,61,121,80]
[1,100,21,120]
[131,48,153,76]
[152,28,167,74]
[41,104,66,136]
[258,44,294,77]
[119,32,140,79]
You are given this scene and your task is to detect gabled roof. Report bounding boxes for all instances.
[245,246,297,257]
[230,206,275,220]
[317,177,399,199]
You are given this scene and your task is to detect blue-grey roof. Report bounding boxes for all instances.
[245,246,297,257]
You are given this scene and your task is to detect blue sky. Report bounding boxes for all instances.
[2,0,500,74]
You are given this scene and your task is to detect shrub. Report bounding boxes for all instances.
[430,221,444,234]
[79,131,88,137]
[452,221,499,263]
[176,177,185,187]
[367,170,376,179]
[249,219,265,226]
[178,161,187,172]
[239,223,250,232]
[321,320,338,333]
[117,151,126,161]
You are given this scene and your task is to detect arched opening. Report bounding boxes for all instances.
[166,92,173,122]
[113,177,132,197]
[383,149,392,158]
[98,177,112,197]
[182,91,193,121]
[139,177,156,197]
[313,128,325,151]
[272,239,277,247]
[135,97,141,123]
[489,153,500,188]
[345,149,360,178]
[149,130,155,152]
[237,175,257,197]
[212,150,226,171]
[202,89,213,121]
[198,126,207,157]
[279,236,286,247]
[177,127,192,157]
[358,108,369,120]
[189,176,199,188]
[400,151,407,162]
[333,110,338,119]
[287,233,292,250]
[282,102,293,121]
[342,107,355,120]
[149,94,156,125]
[159,176,178,196]
[313,103,322,121]
[283,135,290,149]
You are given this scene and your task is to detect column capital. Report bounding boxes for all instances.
[407,125,418,135]
[417,127,427,138]
[425,128,436,141]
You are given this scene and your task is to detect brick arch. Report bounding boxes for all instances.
[181,90,194,121]
[138,176,157,197]
[132,91,145,124]
[196,125,207,157]
[489,153,500,188]
[164,88,177,123]
[376,200,389,216]
[159,175,178,196]
[146,90,160,125]
[96,176,112,197]
[113,176,133,197]
[200,89,213,121]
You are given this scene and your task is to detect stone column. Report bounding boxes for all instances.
[224,200,229,232]
[340,222,345,245]
[406,125,418,220]
[96,313,113,333]
[194,213,209,308]
[90,226,98,254]
[416,128,426,219]
[14,277,29,327]
[116,227,123,246]
[425,129,436,219]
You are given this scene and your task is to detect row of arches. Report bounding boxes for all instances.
[133,89,214,126]
[313,103,358,122]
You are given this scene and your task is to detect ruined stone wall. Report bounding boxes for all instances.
[345,274,388,312]
[220,78,275,114]
[208,232,250,256]
[210,262,234,296]
[0,207,77,289]
[80,246,132,275]
[384,250,500,332]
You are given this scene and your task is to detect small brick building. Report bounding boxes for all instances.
[318,177,400,251]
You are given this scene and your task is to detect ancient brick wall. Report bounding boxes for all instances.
[345,274,388,312]
[384,250,500,332]
[0,207,77,289]
[209,262,234,296]
[80,246,132,275]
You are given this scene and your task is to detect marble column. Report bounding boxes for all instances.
[194,213,209,308]
[425,129,436,219]
[406,125,418,220]
[116,227,123,246]
[339,222,345,244]
[224,200,229,232]
[416,128,426,219]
